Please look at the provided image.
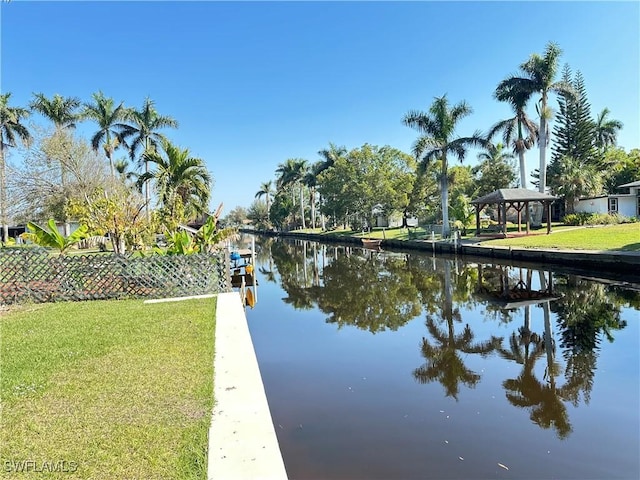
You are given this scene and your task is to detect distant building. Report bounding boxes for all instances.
[574,180,640,218]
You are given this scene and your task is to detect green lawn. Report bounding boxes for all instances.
[479,223,640,251]
[1,298,216,479]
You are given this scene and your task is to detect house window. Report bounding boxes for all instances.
[609,198,618,213]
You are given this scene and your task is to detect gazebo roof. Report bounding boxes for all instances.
[471,188,558,205]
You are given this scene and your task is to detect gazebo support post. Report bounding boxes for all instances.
[525,201,530,234]
[475,204,481,235]
[546,201,552,234]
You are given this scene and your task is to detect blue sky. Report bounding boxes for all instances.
[2,1,639,212]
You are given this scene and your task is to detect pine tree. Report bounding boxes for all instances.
[548,66,598,202]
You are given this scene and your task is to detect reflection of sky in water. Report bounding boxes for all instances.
[245,240,639,480]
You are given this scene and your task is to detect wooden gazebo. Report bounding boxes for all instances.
[470,188,558,236]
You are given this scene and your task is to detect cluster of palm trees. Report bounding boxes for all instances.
[1,91,211,242]
[254,42,623,238]
[255,143,345,230]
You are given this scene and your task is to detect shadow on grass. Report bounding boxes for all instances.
[613,242,640,252]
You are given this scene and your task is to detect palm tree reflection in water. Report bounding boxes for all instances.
[262,236,633,439]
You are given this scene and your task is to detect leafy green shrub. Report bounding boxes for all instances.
[564,213,582,225]
[563,212,630,226]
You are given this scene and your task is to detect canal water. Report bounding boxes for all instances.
[242,236,639,480]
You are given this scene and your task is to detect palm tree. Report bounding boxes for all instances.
[0,93,31,243]
[413,260,501,399]
[489,82,539,188]
[29,93,80,235]
[82,91,129,177]
[30,93,81,131]
[476,141,516,165]
[114,158,139,186]
[138,138,211,223]
[120,97,178,219]
[255,180,274,221]
[593,108,623,153]
[316,144,346,229]
[276,158,308,229]
[304,162,325,229]
[554,156,602,213]
[403,95,489,238]
[317,142,347,173]
[499,42,573,194]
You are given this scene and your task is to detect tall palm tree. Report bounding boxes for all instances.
[82,91,129,178]
[304,162,324,229]
[489,82,539,188]
[403,95,488,238]
[29,93,81,235]
[593,108,623,153]
[138,138,211,222]
[255,180,274,219]
[499,42,573,194]
[276,158,308,229]
[30,93,81,131]
[0,93,31,243]
[121,97,178,219]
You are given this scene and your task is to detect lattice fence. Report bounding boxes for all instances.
[0,248,231,305]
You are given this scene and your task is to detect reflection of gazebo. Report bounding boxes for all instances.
[475,264,559,309]
[471,188,558,236]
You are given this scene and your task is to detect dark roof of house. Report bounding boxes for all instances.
[471,188,558,205]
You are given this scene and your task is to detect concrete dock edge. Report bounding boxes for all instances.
[208,292,288,480]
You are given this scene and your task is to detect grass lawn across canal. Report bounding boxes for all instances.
[0,297,216,479]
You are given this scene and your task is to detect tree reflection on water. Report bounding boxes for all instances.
[260,236,637,438]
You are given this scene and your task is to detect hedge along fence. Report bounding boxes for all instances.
[0,248,232,305]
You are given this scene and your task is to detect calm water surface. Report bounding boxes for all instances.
[242,236,639,480]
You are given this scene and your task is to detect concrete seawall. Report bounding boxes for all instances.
[245,229,640,274]
[208,292,288,480]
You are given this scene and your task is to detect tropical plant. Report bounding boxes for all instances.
[114,158,139,186]
[138,138,211,225]
[551,156,602,213]
[317,142,347,174]
[403,95,489,237]
[82,91,129,177]
[276,158,308,229]
[194,215,237,252]
[498,43,574,194]
[29,93,81,235]
[161,217,237,255]
[67,185,150,254]
[30,93,81,131]
[120,97,178,218]
[247,199,270,229]
[316,143,347,229]
[594,107,623,153]
[472,142,518,197]
[490,80,538,188]
[21,219,88,254]
[0,93,31,243]
[255,180,274,224]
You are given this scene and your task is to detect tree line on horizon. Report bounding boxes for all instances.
[243,42,637,237]
[2,42,638,246]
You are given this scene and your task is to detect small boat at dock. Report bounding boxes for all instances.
[361,238,383,249]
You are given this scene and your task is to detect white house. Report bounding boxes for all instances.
[574,180,640,218]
